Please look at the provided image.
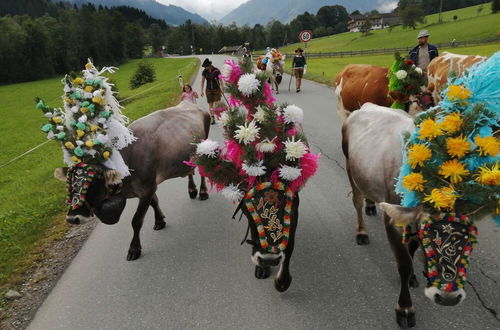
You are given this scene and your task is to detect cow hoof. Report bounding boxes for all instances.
[274,274,292,292]
[409,274,419,288]
[276,91,279,94]
[189,189,198,199]
[199,192,209,201]
[356,234,370,245]
[395,309,416,328]
[365,206,377,216]
[153,219,166,231]
[126,248,142,261]
[255,266,271,279]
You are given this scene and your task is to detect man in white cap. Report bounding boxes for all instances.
[408,29,439,73]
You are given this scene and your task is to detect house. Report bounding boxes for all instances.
[348,13,400,32]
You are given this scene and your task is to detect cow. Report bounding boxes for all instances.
[342,103,480,327]
[54,101,211,261]
[266,59,284,94]
[334,64,430,120]
[427,52,487,103]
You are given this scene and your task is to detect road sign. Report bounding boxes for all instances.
[299,30,313,43]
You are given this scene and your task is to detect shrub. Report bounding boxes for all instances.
[130,61,156,89]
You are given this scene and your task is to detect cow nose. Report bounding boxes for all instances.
[66,216,80,225]
[434,293,462,306]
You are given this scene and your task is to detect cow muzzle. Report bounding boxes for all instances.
[251,251,284,267]
[425,286,466,306]
[66,214,93,225]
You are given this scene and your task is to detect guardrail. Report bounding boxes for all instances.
[257,36,500,59]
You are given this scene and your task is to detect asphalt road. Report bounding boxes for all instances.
[29,55,499,329]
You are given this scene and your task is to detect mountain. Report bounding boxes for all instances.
[65,0,207,25]
[220,0,376,26]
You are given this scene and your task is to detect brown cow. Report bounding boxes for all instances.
[427,51,486,102]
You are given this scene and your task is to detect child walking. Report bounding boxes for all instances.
[181,84,198,103]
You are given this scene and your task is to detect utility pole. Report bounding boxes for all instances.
[438,0,443,23]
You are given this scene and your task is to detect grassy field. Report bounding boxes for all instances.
[285,43,500,86]
[0,57,199,291]
[277,4,500,54]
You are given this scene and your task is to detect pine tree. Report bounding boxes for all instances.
[492,0,500,13]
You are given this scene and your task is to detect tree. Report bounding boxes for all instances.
[125,22,146,58]
[266,20,285,47]
[148,23,164,55]
[350,10,361,15]
[493,0,500,13]
[359,20,371,35]
[400,4,425,29]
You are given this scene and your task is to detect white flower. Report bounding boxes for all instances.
[279,165,302,181]
[96,134,109,144]
[71,106,79,113]
[256,138,276,153]
[218,111,230,126]
[234,120,260,145]
[44,112,53,118]
[283,104,304,124]
[56,125,64,131]
[284,137,307,161]
[415,67,423,75]
[238,73,260,97]
[64,84,72,93]
[221,184,244,202]
[242,160,266,176]
[221,63,233,80]
[253,106,267,123]
[396,70,408,80]
[76,140,84,146]
[93,90,102,97]
[84,92,93,99]
[98,118,107,124]
[196,139,219,158]
[47,131,55,139]
[78,115,87,123]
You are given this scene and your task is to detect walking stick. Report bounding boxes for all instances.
[288,63,294,92]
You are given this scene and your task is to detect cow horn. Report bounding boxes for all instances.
[104,169,124,185]
[379,202,424,226]
[54,167,68,182]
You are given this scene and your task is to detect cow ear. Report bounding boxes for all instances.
[104,168,124,185]
[379,202,424,226]
[54,167,68,181]
[427,83,435,93]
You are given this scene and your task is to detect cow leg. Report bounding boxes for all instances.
[347,167,369,245]
[384,214,416,328]
[188,172,198,199]
[199,175,209,201]
[275,80,279,94]
[365,199,377,216]
[274,195,299,292]
[407,238,420,288]
[127,195,153,261]
[151,193,166,231]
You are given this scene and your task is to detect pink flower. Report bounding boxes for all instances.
[221,60,242,84]
[224,139,244,168]
[262,82,276,106]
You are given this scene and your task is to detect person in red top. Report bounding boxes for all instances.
[200,58,223,124]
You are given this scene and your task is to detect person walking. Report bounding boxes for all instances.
[292,48,307,93]
[181,84,198,103]
[408,30,439,74]
[200,58,223,124]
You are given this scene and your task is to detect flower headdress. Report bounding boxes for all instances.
[388,52,427,110]
[396,51,500,223]
[191,58,319,201]
[36,59,136,178]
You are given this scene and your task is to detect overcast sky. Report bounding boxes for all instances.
[158,0,398,21]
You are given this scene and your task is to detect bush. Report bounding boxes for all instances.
[129,61,156,89]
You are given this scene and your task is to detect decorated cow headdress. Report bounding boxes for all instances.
[36,60,135,209]
[395,51,499,292]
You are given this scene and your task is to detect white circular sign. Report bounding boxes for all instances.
[299,30,312,43]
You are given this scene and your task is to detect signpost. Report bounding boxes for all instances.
[299,30,313,56]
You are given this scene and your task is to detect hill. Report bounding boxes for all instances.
[278,4,500,53]
[64,0,207,25]
[220,0,373,26]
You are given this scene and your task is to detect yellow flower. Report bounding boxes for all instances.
[89,124,98,132]
[438,159,470,184]
[85,62,94,70]
[73,77,84,85]
[52,116,63,124]
[80,107,88,113]
[103,151,110,159]
[423,187,458,210]
[439,113,462,133]
[407,144,432,168]
[76,129,85,138]
[475,163,500,185]
[402,172,427,192]
[65,97,73,104]
[71,156,81,163]
[474,136,499,157]
[418,118,443,140]
[84,85,93,93]
[85,140,94,148]
[446,135,470,158]
[65,142,75,149]
[446,85,472,101]
[92,96,103,104]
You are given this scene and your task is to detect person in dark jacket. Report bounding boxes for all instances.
[200,58,223,124]
[408,30,439,73]
[292,48,307,93]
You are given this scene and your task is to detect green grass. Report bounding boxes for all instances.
[278,4,500,54]
[0,57,199,289]
[286,43,500,86]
